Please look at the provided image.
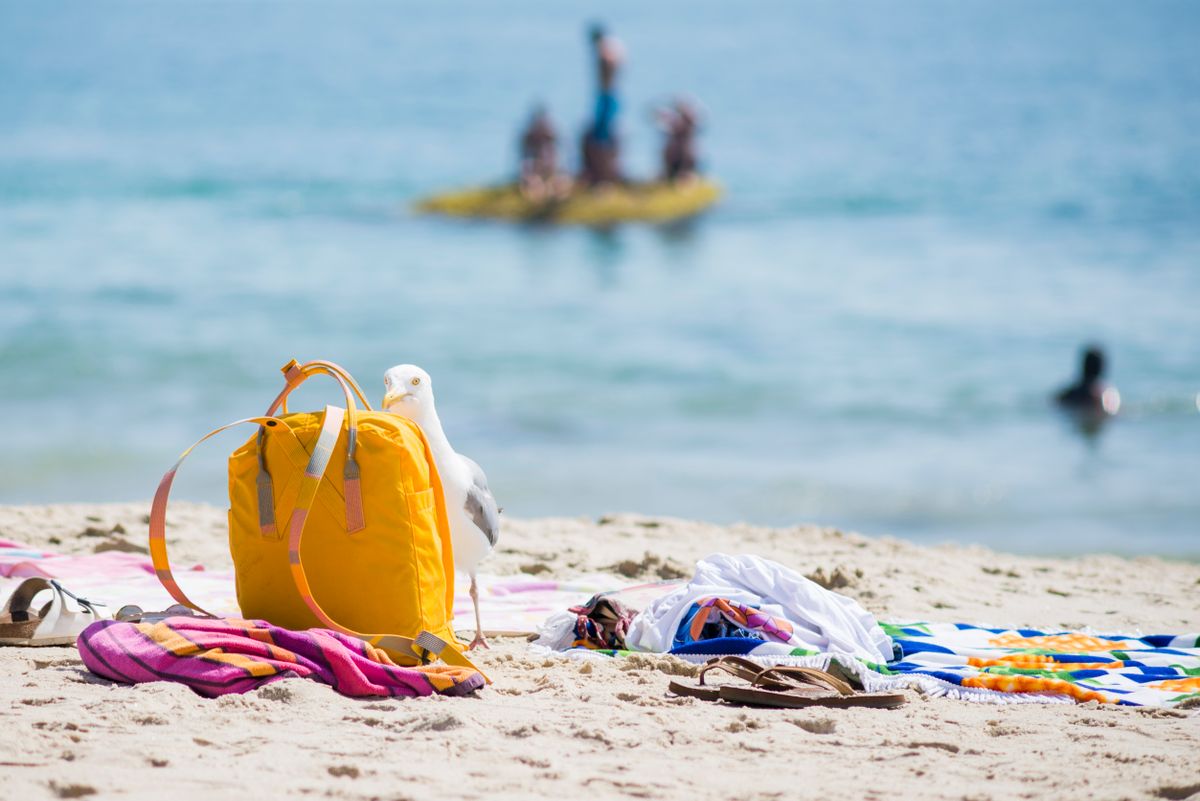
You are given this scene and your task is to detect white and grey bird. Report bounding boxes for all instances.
[381,364,499,650]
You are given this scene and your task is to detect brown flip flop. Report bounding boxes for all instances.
[668,655,780,701]
[670,657,906,709]
[720,663,907,709]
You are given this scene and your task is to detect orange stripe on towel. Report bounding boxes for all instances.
[962,674,1113,704]
[136,622,205,657]
[1148,676,1200,693]
[201,649,281,678]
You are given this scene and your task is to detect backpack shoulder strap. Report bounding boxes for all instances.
[149,414,297,616]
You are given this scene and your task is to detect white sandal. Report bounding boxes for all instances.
[0,578,104,646]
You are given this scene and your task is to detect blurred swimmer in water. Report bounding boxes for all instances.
[1055,344,1120,434]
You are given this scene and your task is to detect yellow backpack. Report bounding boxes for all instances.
[147,359,479,674]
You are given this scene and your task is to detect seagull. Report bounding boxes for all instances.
[382,364,499,650]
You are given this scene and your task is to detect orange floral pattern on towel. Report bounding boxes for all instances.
[987,633,1132,652]
[1148,677,1200,693]
[968,655,1124,670]
[961,674,1111,704]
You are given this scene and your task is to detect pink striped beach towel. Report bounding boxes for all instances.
[77,617,485,698]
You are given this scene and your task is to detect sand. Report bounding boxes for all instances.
[1,502,1198,801]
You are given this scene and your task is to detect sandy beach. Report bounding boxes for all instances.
[1,502,1197,801]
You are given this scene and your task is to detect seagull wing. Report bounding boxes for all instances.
[458,454,500,548]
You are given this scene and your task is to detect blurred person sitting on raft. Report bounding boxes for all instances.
[518,105,569,201]
[579,23,624,187]
[1055,344,1120,432]
[654,97,701,183]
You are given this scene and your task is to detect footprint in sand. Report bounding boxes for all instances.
[49,782,96,799]
[905,740,960,753]
[362,701,398,712]
[342,715,385,728]
[254,684,294,703]
[402,712,464,732]
[504,723,542,738]
[789,717,836,734]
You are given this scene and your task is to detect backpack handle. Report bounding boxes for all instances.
[272,359,374,415]
[262,359,370,533]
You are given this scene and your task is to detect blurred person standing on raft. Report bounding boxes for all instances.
[655,97,701,182]
[518,105,567,201]
[580,23,624,186]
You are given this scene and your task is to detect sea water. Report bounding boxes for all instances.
[1,1,1198,556]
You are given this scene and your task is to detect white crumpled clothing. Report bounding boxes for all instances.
[624,553,893,663]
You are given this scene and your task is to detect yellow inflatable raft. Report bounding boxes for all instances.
[415,179,721,225]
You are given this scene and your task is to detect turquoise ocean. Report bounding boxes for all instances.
[2,2,1198,556]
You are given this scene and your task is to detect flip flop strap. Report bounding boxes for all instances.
[697,655,773,686]
[753,665,855,696]
[697,656,811,692]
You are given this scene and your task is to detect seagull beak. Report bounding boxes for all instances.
[382,390,406,409]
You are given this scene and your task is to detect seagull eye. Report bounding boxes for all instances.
[411,377,421,387]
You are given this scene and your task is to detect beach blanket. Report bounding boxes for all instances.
[876,622,1200,707]
[1,541,162,580]
[0,539,239,617]
[77,617,485,698]
[1,539,619,635]
[451,575,645,635]
[663,620,1200,707]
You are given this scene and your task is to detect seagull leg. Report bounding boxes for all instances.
[468,576,489,650]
